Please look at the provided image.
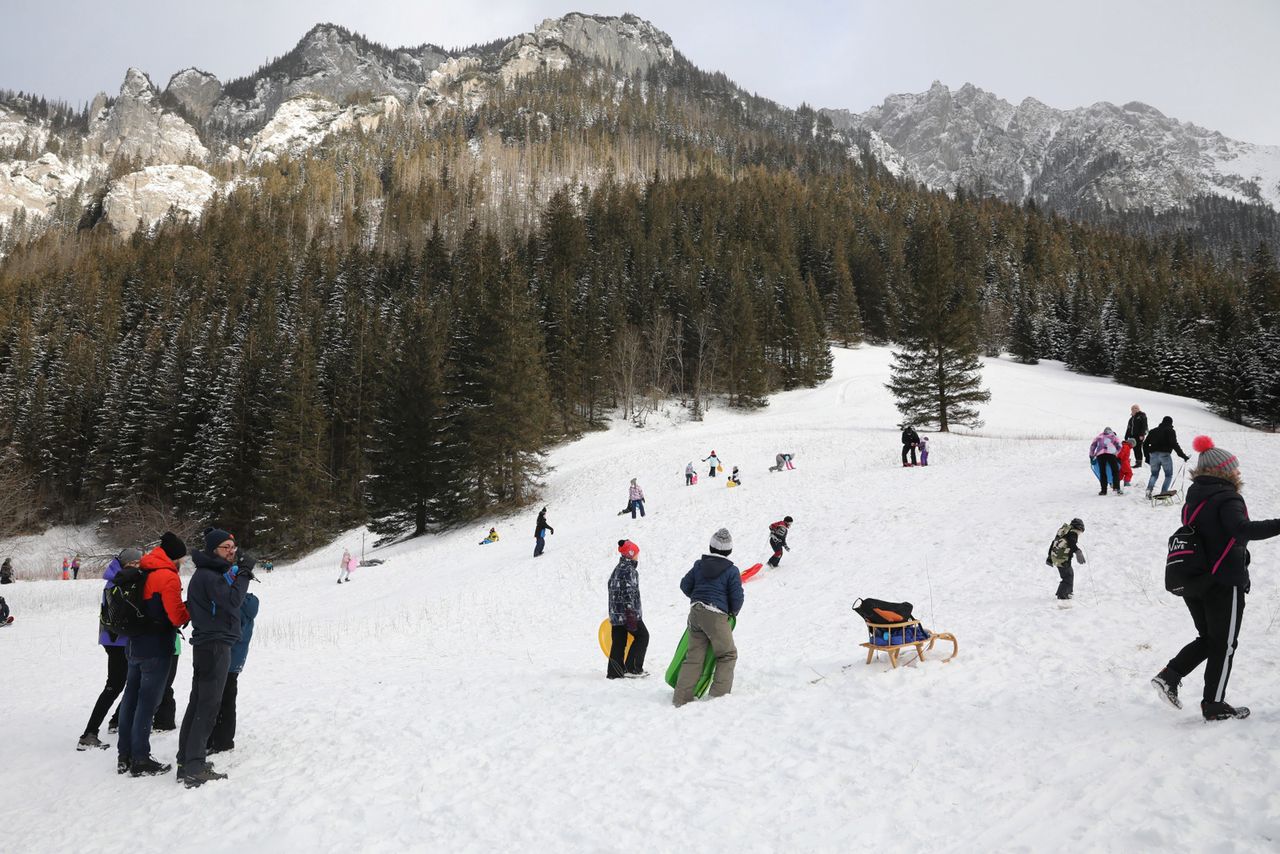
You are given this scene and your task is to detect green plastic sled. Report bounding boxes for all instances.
[665,615,737,698]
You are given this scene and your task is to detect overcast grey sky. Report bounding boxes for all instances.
[2,0,1277,142]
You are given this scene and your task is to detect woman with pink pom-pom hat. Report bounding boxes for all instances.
[1151,435,1280,721]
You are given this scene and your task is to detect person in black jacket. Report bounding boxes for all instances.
[534,507,553,557]
[1151,436,1280,721]
[901,425,920,467]
[1143,416,1191,499]
[176,528,253,787]
[1124,404,1149,468]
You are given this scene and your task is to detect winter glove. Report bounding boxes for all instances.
[1180,455,1190,462]
[625,610,638,633]
[1075,549,1087,565]
[784,544,790,552]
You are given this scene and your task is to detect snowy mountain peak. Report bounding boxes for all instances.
[506,12,675,78]
[120,67,158,100]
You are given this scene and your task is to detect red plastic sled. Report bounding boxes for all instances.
[741,563,763,583]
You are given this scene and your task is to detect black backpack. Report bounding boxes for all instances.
[100,567,158,637]
[1165,497,1231,597]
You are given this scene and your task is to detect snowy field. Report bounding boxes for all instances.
[3,345,1280,853]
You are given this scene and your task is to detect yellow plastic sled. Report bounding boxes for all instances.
[598,618,635,659]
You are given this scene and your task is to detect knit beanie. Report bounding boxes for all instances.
[1193,436,1239,477]
[618,539,640,560]
[709,528,733,555]
[203,528,234,553]
[159,531,187,561]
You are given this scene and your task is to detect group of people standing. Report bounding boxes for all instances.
[900,426,929,467]
[1090,405,1190,497]
[78,529,259,787]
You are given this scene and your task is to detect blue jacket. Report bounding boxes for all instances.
[229,593,260,673]
[186,550,251,647]
[679,555,744,615]
[98,559,128,648]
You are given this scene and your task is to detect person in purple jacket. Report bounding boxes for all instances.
[77,547,143,751]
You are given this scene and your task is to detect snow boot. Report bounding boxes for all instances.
[624,670,649,679]
[77,733,109,751]
[1098,488,1107,496]
[117,755,131,775]
[130,756,173,777]
[1201,700,1250,721]
[182,766,228,788]
[1151,668,1182,709]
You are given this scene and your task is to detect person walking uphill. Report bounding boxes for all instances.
[177,529,253,787]
[116,533,188,778]
[901,425,920,467]
[617,478,646,518]
[767,517,794,568]
[77,547,143,751]
[1090,427,1123,495]
[534,507,554,557]
[606,540,649,679]
[673,529,744,707]
[703,450,722,478]
[1046,519,1086,600]
[1151,437,1280,721]
[1143,416,1191,499]
[685,462,695,486]
[1125,404,1149,468]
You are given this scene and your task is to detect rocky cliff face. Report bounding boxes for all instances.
[165,69,223,123]
[824,82,1280,214]
[87,68,209,164]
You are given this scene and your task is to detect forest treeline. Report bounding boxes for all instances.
[0,65,1275,551]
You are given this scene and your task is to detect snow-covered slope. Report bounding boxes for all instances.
[825,82,1280,214]
[3,346,1279,850]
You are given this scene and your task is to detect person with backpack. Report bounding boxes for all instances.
[901,426,920,467]
[703,450,722,478]
[617,478,646,518]
[606,540,649,679]
[176,528,253,787]
[1150,436,1280,721]
[1125,404,1149,468]
[78,547,143,751]
[1089,427,1123,495]
[767,517,794,568]
[115,532,189,777]
[673,528,744,706]
[1046,519,1086,600]
[1143,416,1191,499]
[534,507,553,557]
[685,462,696,486]
[207,592,259,754]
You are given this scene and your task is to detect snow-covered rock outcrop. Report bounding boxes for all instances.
[102,164,220,233]
[0,153,91,222]
[824,82,1280,213]
[88,68,208,164]
[245,94,401,165]
[499,13,675,84]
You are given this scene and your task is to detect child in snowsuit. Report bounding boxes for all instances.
[534,507,553,557]
[1118,439,1134,487]
[1046,518,1086,600]
[617,479,646,518]
[768,453,796,472]
[673,528,744,706]
[607,540,649,679]
[728,466,741,486]
[703,451,722,478]
[767,517,794,568]
[479,528,499,545]
[1089,427,1123,495]
[337,549,356,583]
[919,437,930,466]
[685,462,695,486]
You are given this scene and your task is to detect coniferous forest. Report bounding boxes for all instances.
[0,63,1276,551]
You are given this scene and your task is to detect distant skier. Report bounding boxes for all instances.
[703,450,722,478]
[768,452,796,472]
[479,528,499,545]
[685,462,696,486]
[901,425,920,467]
[673,528,743,707]
[767,516,794,568]
[1143,416,1190,499]
[918,436,930,467]
[617,478,646,518]
[1125,404,1149,468]
[606,540,649,679]
[1090,427,1123,495]
[1118,439,1135,488]
[1046,518,1086,601]
[534,507,554,557]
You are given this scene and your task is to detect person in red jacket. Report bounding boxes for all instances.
[116,532,189,777]
[1118,439,1135,488]
[767,517,793,568]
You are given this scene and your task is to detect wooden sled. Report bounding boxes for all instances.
[859,619,958,668]
[1150,490,1180,508]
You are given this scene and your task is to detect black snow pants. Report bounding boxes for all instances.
[1167,584,1246,704]
[607,621,650,678]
